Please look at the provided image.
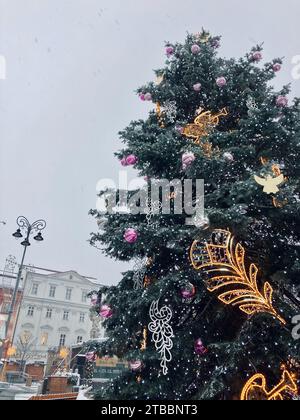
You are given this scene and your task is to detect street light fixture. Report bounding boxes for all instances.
[33,232,44,242]
[12,229,23,238]
[4,216,46,356]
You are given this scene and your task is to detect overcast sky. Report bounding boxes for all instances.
[0,0,300,285]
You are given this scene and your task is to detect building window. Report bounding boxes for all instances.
[81,291,87,303]
[65,288,72,301]
[77,336,83,344]
[46,308,52,319]
[21,330,32,344]
[63,311,69,321]
[1,302,10,314]
[49,285,56,298]
[41,332,48,346]
[27,306,34,317]
[59,334,66,347]
[79,313,85,323]
[90,330,97,339]
[31,283,39,295]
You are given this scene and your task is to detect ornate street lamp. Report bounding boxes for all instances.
[5,217,46,347]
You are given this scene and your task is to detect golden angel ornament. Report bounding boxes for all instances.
[254,174,285,195]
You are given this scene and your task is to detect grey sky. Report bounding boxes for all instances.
[0,0,300,285]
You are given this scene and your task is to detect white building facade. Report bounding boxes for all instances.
[12,270,104,364]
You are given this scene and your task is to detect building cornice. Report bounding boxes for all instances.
[21,296,92,311]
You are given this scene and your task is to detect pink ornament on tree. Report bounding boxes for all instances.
[166,46,174,57]
[276,95,289,107]
[90,294,98,306]
[139,93,146,101]
[181,284,196,299]
[120,157,128,167]
[273,63,282,72]
[191,44,201,55]
[130,360,142,371]
[211,39,221,49]
[124,228,138,244]
[223,152,234,162]
[182,152,196,170]
[252,51,263,62]
[193,83,202,92]
[126,155,138,165]
[176,126,184,134]
[194,339,208,356]
[85,351,96,362]
[99,305,113,319]
[144,92,152,102]
[216,77,227,87]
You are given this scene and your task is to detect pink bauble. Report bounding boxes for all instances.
[130,360,142,371]
[273,63,282,72]
[176,126,184,134]
[99,305,113,319]
[90,294,98,306]
[252,51,263,62]
[191,44,201,55]
[139,93,146,101]
[182,152,195,170]
[193,83,202,92]
[216,77,227,87]
[85,351,96,362]
[126,154,138,166]
[124,228,138,244]
[223,152,234,162]
[276,95,288,107]
[120,157,128,166]
[211,39,221,49]
[166,46,174,57]
[181,284,196,299]
[144,92,152,101]
[194,339,208,356]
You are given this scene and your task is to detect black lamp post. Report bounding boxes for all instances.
[5,216,46,347]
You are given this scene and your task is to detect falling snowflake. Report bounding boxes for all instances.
[246,97,258,116]
[162,101,177,123]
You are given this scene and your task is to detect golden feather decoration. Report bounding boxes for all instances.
[190,229,286,325]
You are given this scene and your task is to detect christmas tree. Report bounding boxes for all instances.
[89,31,300,400]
